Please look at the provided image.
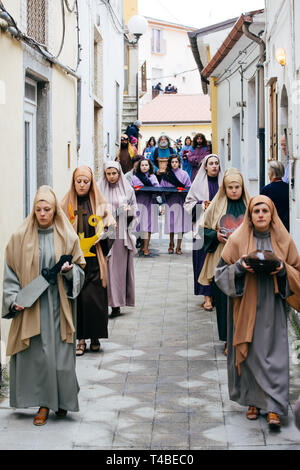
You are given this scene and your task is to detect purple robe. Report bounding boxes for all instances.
[107,225,135,308]
[187,146,210,182]
[160,168,192,234]
[131,173,159,234]
[194,176,219,296]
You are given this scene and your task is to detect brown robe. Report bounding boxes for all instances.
[118,148,134,174]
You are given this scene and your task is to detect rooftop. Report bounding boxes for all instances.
[145,16,198,32]
[201,9,264,79]
[140,94,211,125]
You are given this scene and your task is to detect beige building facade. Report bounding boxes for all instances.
[0,0,80,355]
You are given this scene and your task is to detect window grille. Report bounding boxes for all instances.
[27,0,48,46]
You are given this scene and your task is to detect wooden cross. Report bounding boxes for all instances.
[74,205,87,233]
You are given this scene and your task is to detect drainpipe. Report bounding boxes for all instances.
[242,23,266,191]
[77,78,81,155]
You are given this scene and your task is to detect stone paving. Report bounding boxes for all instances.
[1,231,300,450]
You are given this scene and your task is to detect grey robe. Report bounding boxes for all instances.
[2,226,85,412]
[215,230,291,416]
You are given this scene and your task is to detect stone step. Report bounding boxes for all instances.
[123,103,138,111]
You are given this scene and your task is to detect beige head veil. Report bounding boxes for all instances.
[198,168,250,285]
[61,166,116,287]
[5,185,85,356]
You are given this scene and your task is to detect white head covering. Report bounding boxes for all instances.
[184,154,223,237]
[98,161,138,253]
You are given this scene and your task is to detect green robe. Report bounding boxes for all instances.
[2,226,85,412]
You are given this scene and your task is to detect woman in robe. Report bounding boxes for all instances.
[61,166,115,356]
[184,154,223,309]
[160,154,192,255]
[131,158,160,256]
[2,186,86,426]
[215,195,300,428]
[198,168,250,354]
[98,161,138,318]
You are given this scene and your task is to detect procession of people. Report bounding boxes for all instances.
[2,130,299,434]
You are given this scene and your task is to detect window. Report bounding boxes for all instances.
[27,0,48,46]
[151,28,163,53]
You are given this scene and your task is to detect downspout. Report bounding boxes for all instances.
[77,78,81,155]
[242,23,266,191]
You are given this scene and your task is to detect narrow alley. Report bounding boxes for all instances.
[0,235,300,450]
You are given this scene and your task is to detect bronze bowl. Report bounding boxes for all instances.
[245,250,281,274]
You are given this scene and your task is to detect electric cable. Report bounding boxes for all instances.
[0,1,80,74]
[64,0,77,13]
[147,67,198,81]
[55,0,66,59]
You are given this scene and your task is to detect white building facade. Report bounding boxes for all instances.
[77,0,124,177]
[138,17,202,106]
[264,0,300,251]
[201,11,265,196]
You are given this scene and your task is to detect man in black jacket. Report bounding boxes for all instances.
[261,160,289,231]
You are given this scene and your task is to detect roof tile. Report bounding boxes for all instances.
[140,94,211,124]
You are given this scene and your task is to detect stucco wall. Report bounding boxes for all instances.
[0,32,24,351]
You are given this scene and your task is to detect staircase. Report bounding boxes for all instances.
[122,95,138,133]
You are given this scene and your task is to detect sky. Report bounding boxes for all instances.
[138,0,265,29]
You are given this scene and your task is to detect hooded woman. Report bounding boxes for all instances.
[98,161,138,318]
[215,195,300,429]
[184,154,223,309]
[199,168,250,352]
[2,186,85,426]
[131,158,160,256]
[160,154,192,254]
[61,166,116,356]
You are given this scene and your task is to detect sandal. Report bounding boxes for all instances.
[55,409,68,418]
[168,244,174,254]
[110,307,121,318]
[200,301,213,312]
[33,407,49,426]
[176,248,182,255]
[267,412,280,428]
[90,340,101,352]
[76,341,86,356]
[204,301,213,311]
[246,406,260,420]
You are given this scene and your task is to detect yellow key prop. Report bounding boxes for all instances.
[78,214,104,258]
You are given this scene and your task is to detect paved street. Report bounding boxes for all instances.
[1,231,300,450]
